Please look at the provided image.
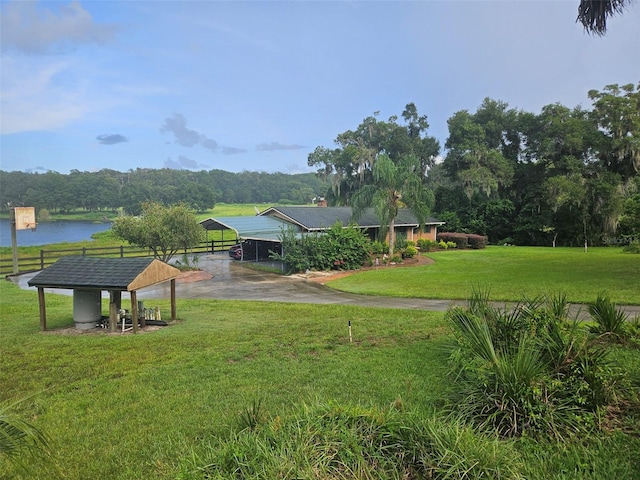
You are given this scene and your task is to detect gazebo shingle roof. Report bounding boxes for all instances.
[27,256,180,291]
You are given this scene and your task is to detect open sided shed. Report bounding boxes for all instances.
[200,215,300,260]
[27,256,180,333]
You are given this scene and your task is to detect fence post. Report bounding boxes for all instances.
[40,250,44,270]
[120,245,124,258]
[82,247,86,256]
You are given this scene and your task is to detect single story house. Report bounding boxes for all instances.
[200,205,444,261]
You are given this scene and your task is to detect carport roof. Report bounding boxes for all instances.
[200,215,301,241]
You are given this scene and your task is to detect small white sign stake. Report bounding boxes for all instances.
[348,320,353,343]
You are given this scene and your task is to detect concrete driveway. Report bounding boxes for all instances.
[136,253,465,311]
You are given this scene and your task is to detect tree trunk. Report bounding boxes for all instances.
[388,217,396,258]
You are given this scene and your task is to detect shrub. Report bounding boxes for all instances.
[623,240,640,254]
[370,240,389,255]
[446,291,628,439]
[402,245,418,258]
[437,232,468,248]
[588,293,629,341]
[467,234,488,249]
[436,232,489,249]
[417,238,438,251]
[438,240,448,250]
[272,223,371,273]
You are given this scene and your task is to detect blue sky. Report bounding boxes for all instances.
[1,0,638,175]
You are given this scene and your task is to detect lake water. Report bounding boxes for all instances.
[0,219,112,247]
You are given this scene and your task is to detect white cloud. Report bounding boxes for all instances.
[0,1,117,55]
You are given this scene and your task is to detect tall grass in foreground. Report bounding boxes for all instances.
[180,403,524,479]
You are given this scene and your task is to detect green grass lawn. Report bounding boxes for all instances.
[327,246,640,305]
[2,245,640,478]
[2,276,639,478]
[0,280,450,479]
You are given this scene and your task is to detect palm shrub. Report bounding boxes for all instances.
[446,291,627,439]
[447,307,562,438]
[588,293,629,341]
[0,399,49,463]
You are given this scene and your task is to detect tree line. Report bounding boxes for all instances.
[0,168,327,215]
[309,83,639,247]
[1,83,637,247]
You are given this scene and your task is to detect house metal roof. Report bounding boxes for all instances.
[27,256,181,292]
[259,206,444,232]
[200,215,301,241]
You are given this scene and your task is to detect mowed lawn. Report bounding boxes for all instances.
[327,246,640,305]
[0,280,449,479]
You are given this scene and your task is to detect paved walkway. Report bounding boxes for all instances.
[10,253,640,318]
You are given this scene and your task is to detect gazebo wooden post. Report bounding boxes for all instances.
[171,279,176,321]
[109,291,117,333]
[131,290,138,333]
[37,287,46,331]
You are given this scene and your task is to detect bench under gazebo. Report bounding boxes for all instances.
[28,256,180,333]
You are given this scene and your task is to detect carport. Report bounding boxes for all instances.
[200,215,300,261]
[27,256,180,333]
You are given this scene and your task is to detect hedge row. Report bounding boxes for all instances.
[436,232,488,249]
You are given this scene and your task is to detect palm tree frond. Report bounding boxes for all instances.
[577,0,630,35]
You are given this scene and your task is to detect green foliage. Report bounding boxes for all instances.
[0,403,48,459]
[370,240,389,255]
[173,253,201,271]
[112,202,204,262]
[402,245,418,258]
[189,403,525,480]
[622,240,640,254]
[272,222,371,274]
[0,169,328,215]
[467,234,488,249]
[588,293,629,340]
[446,291,629,439]
[237,399,267,432]
[1,276,639,478]
[351,153,435,257]
[437,232,468,248]
[416,238,438,251]
[36,208,51,222]
[436,232,488,249]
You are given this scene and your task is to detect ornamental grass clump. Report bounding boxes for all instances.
[446,291,628,439]
[187,402,524,480]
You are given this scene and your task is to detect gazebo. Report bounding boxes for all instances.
[28,256,180,333]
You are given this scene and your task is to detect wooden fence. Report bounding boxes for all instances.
[1,239,237,276]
